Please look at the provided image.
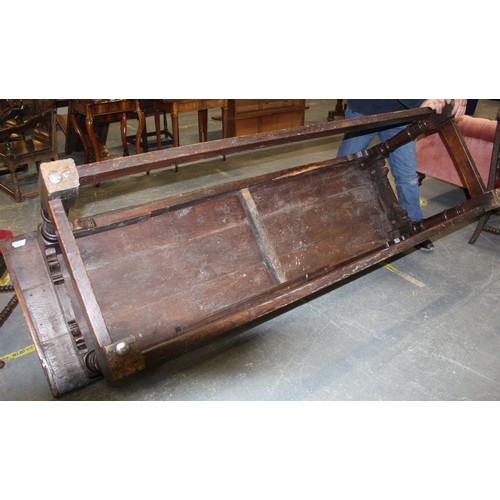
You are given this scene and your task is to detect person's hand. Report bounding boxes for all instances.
[421,99,447,113]
[421,99,467,117]
[451,99,467,118]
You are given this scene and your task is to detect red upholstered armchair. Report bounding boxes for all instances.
[416,115,497,189]
[416,113,500,244]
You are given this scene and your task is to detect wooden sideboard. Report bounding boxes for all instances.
[225,99,306,137]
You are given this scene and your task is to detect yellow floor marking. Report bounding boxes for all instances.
[0,344,35,362]
[381,263,426,288]
[215,169,230,177]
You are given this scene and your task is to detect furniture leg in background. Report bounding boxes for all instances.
[153,99,228,150]
[327,100,346,121]
[69,99,145,163]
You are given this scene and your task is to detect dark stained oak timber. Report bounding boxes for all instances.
[77,108,437,185]
[469,109,500,243]
[438,119,486,197]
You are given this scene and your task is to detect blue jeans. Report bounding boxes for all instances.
[337,108,423,222]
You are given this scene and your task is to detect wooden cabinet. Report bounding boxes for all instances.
[226,99,306,137]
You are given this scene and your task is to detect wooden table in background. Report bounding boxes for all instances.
[153,99,228,149]
[68,99,144,163]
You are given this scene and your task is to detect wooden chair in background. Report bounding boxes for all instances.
[0,99,58,202]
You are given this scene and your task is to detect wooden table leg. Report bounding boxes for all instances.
[171,110,180,147]
[69,110,90,162]
[198,109,208,142]
[154,108,162,150]
[327,99,346,122]
[85,110,100,162]
[134,102,145,154]
[221,104,228,139]
[120,112,129,156]
[221,103,228,160]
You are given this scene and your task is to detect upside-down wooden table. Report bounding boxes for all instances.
[2,105,499,397]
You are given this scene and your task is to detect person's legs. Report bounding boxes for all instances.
[378,126,423,222]
[339,115,422,221]
[338,110,432,250]
[379,126,433,251]
[336,108,378,158]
